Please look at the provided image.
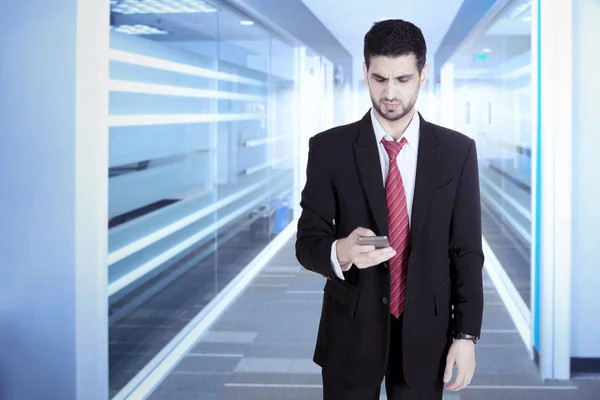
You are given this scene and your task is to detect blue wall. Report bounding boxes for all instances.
[0,0,109,399]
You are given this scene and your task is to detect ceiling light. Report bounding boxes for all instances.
[522,16,532,22]
[113,24,169,35]
[111,0,217,14]
[482,48,492,53]
[240,20,254,26]
[510,1,531,19]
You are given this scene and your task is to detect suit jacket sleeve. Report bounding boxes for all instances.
[450,139,485,337]
[295,136,340,280]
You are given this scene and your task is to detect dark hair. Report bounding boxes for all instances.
[364,19,427,72]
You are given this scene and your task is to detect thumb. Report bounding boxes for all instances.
[443,357,454,383]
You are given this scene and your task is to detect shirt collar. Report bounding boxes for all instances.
[370,108,420,151]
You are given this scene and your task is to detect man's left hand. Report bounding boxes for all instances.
[443,339,476,391]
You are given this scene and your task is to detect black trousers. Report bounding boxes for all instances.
[322,315,444,400]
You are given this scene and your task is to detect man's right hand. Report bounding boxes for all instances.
[336,227,396,270]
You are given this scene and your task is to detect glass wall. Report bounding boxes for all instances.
[443,0,533,308]
[106,1,299,395]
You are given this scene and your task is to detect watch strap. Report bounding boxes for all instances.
[454,332,479,343]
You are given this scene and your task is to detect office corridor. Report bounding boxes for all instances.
[147,239,598,400]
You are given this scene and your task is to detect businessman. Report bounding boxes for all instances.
[295,19,484,399]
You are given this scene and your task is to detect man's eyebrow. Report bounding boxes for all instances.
[371,73,414,79]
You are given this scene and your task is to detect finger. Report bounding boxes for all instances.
[367,247,396,260]
[443,357,454,384]
[353,248,392,266]
[355,248,396,268]
[368,247,396,262]
[354,252,389,268]
[448,367,466,391]
[458,363,475,390]
[353,255,379,269]
[464,367,475,388]
[465,375,473,388]
[353,244,376,254]
[354,260,376,269]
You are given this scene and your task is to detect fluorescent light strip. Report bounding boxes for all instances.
[510,3,532,19]
[242,134,293,147]
[109,113,263,127]
[245,156,293,175]
[111,0,217,14]
[108,179,270,265]
[109,80,265,102]
[501,65,532,80]
[113,24,169,35]
[109,49,265,87]
[108,187,280,296]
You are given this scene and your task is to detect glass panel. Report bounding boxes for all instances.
[107,1,298,395]
[213,7,295,292]
[445,0,533,308]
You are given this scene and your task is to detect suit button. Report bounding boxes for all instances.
[383,297,388,304]
[383,262,389,269]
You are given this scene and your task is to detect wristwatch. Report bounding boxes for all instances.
[453,332,479,344]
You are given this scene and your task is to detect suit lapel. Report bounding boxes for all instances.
[352,112,389,237]
[410,115,441,242]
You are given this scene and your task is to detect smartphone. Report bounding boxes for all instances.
[357,235,390,249]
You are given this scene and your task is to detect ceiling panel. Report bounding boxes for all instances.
[300,0,465,60]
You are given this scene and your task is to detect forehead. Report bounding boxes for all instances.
[368,54,418,75]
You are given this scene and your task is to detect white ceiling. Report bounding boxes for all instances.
[300,0,465,61]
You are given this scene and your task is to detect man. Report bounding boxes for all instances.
[295,19,484,399]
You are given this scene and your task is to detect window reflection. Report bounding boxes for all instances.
[445,0,533,308]
[107,1,298,395]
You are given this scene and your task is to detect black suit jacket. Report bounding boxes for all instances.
[295,111,484,387]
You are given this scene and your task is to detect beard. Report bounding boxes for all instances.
[371,94,418,122]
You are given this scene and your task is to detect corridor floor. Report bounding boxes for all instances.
[148,239,600,400]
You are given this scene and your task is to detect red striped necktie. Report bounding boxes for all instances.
[381,137,410,318]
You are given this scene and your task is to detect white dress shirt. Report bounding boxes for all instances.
[330,109,421,280]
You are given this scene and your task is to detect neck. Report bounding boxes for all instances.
[374,108,416,141]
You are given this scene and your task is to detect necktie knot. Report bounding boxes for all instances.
[381,137,407,160]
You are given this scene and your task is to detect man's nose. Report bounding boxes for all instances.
[384,81,395,100]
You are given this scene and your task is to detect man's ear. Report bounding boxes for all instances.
[420,64,430,88]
